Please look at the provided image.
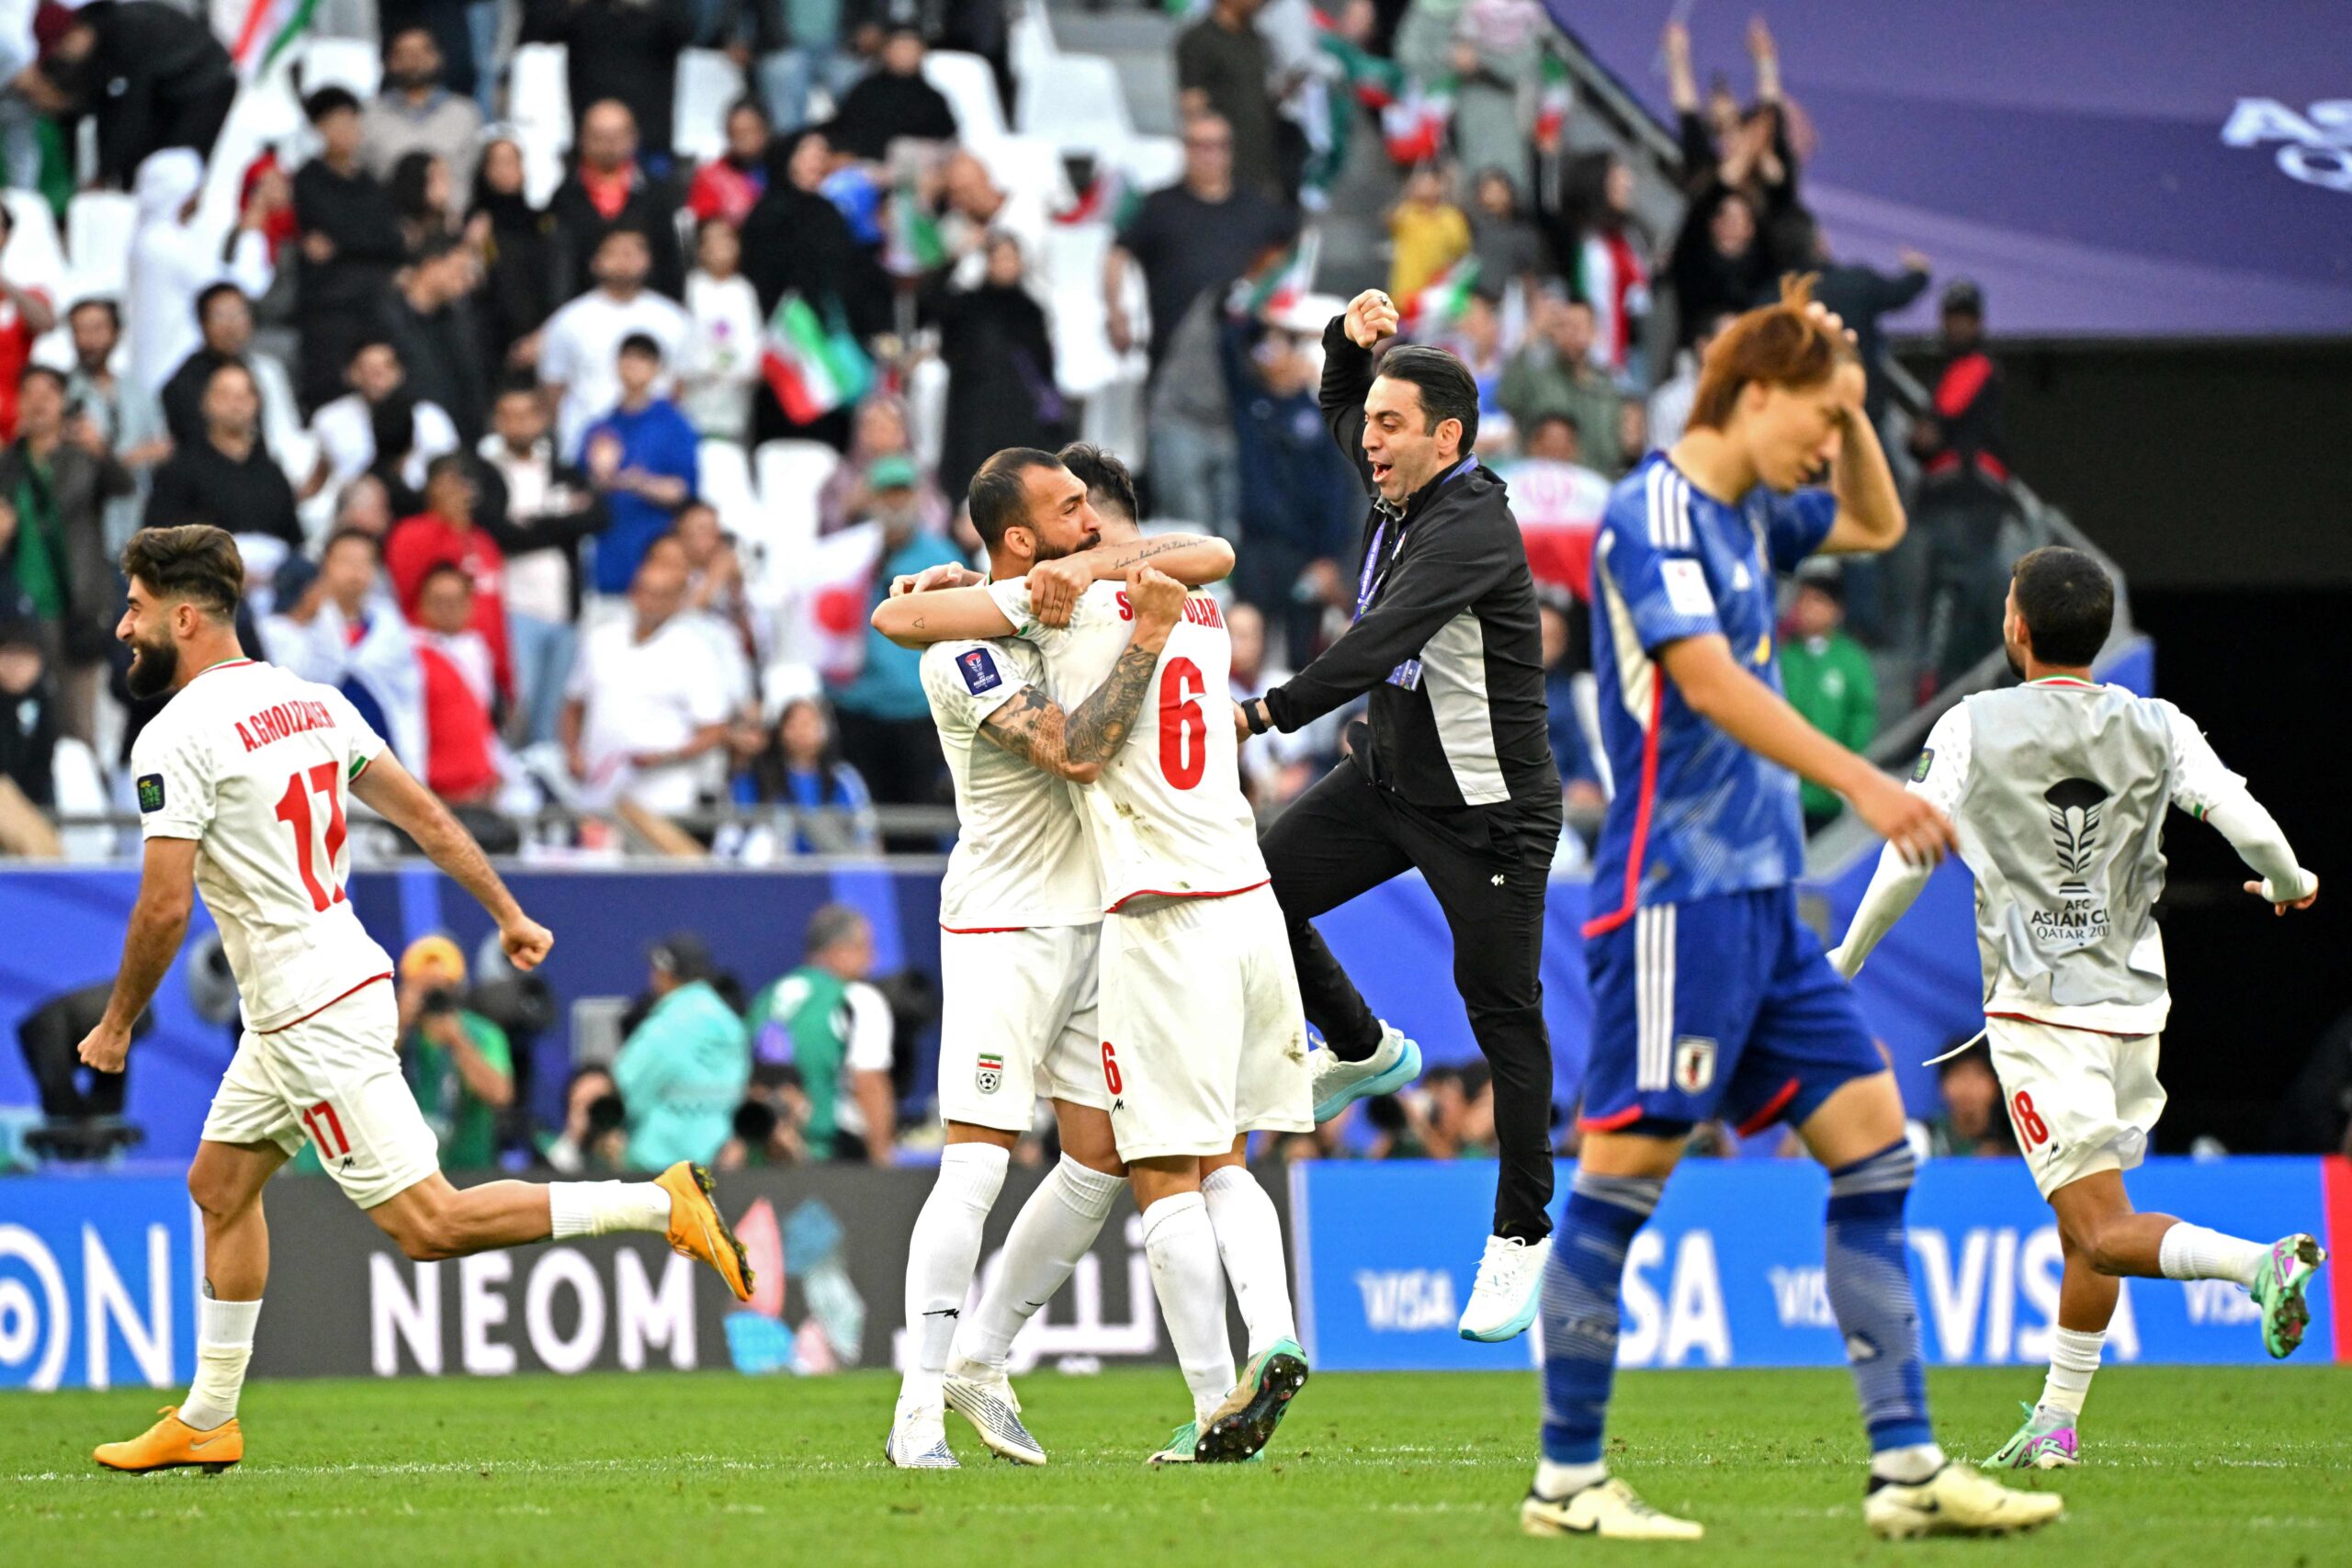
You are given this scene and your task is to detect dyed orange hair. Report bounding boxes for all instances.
[1686,273,1858,433]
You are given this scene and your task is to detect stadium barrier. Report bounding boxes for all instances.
[0,1162,1289,1392]
[1294,1155,2348,1372]
[5,1156,2345,1392]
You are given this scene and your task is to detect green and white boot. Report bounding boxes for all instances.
[2250,1234,2327,1359]
[1195,1338,1310,1462]
[1147,1418,1267,1466]
[1984,1401,2081,1471]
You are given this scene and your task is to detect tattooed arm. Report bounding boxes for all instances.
[977,567,1189,784]
[1026,532,1234,626]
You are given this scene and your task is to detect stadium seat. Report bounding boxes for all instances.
[752,438,841,568]
[1015,54,1135,152]
[673,50,747,163]
[697,438,764,551]
[923,51,1009,147]
[507,44,575,206]
[1009,3,1059,79]
[2,191,67,299]
[1043,221,1121,396]
[49,738,115,864]
[1114,134,1184,190]
[299,36,382,99]
[971,133,1075,216]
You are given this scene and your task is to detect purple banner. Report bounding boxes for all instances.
[1555,0,2352,339]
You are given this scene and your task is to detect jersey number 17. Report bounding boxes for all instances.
[275,762,350,912]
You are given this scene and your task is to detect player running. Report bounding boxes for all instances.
[81,525,752,1476]
[884,487,1233,1469]
[1523,279,2059,1541]
[876,448,1315,1465]
[1831,546,2323,1471]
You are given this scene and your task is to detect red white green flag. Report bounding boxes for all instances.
[762,295,872,424]
[229,0,320,79]
[1400,254,1481,339]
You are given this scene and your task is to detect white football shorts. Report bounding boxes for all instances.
[201,976,438,1209]
[934,923,1107,1134]
[1985,1014,2166,1200]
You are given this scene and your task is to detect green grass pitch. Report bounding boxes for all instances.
[6,1366,2349,1567]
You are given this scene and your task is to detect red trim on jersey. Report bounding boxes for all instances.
[1734,1077,1804,1138]
[1577,1103,1645,1133]
[1984,1010,2143,1040]
[189,658,257,683]
[256,972,391,1034]
[1104,878,1271,914]
[1582,679,1666,938]
[2321,1156,2352,1364]
[940,924,1030,934]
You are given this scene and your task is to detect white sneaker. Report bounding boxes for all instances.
[1309,1021,1422,1122]
[1459,1234,1551,1342]
[1862,1462,2063,1539]
[1521,1476,1704,1540]
[885,1406,960,1470]
[944,1360,1046,1466]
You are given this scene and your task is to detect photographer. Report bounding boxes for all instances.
[396,935,515,1172]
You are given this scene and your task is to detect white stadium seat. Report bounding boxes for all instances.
[1016,55,1135,152]
[508,44,575,206]
[923,51,1008,146]
[752,438,842,570]
[300,36,382,100]
[673,50,747,164]
[697,438,764,554]
[2,191,68,299]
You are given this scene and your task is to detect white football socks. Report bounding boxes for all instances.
[2157,1222,2267,1289]
[1869,1442,1949,1485]
[956,1154,1124,1372]
[899,1142,1010,1412]
[1140,1191,1234,1425]
[177,1295,263,1432]
[548,1180,673,1239]
[2038,1326,2104,1417]
[1534,1458,1608,1499]
[1201,1165,1295,1359]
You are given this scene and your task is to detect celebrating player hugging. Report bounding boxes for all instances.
[874,444,1314,1467]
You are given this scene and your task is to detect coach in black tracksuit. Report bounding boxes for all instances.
[1236,293,1561,1263]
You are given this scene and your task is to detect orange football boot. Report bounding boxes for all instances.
[657,1161,755,1302]
[94,1407,243,1474]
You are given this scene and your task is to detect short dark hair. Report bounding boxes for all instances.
[408,231,464,267]
[348,335,399,367]
[195,280,247,325]
[122,525,243,619]
[382,24,435,64]
[417,560,472,596]
[18,364,66,397]
[1056,442,1136,524]
[304,85,362,123]
[495,372,543,401]
[69,297,121,330]
[1373,344,1479,454]
[424,452,473,489]
[967,447,1063,550]
[322,525,381,560]
[2011,546,2113,667]
[617,332,662,362]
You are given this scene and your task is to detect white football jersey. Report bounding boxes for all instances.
[918,637,1102,931]
[989,581,1265,911]
[131,658,397,1032]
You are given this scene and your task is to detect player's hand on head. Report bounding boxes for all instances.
[1125,563,1187,629]
[1027,554,1091,627]
[1852,773,1956,868]
[892,562,974,598]
[501,916,555,971]
[1344,288,1400,349]
[2245,874,2319,916]
[1804,299,1857,346]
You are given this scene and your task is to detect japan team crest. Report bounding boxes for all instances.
[1673,1036,1718,1093]
[975,1053,1003,1094]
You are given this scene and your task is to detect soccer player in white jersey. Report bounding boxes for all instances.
[876,448,1317,1464]
[883,475,1236,1470]
[1833,547,2323,1472]
[79,526,754,1475]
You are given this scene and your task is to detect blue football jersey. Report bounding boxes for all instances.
[1585,454,1838,931]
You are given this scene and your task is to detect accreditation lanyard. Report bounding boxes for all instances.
[1353,457,1478,621]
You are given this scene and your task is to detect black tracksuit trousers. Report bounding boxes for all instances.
[1260,756,1560,1242]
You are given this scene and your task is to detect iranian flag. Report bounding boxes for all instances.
[1227,229,1321,319]
[762,295,872,424]
[1381,76,1453,166]
[1535,53,1572,144]
[882,181,948,277]
[1400,254,1481,339]
[227,0,319,79]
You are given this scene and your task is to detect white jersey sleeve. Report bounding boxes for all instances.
[2157,699,2314,902]
[919,637,1033,735]
[1907,703,1973,817]
[131,707,220,842]
[2154,700,2246,819]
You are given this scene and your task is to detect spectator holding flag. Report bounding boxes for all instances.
[740,127,889,448]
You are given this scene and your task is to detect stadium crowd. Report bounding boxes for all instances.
[0,0,2027,869]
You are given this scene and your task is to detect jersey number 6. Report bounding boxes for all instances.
[1158,657,1206,791]
[276,762,350,913]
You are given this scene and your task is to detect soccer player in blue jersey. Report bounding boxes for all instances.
[1520,278,2062,1541]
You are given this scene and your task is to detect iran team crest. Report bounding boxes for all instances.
[1673,1036,1718,1093]
[975,1053,1003,1094]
